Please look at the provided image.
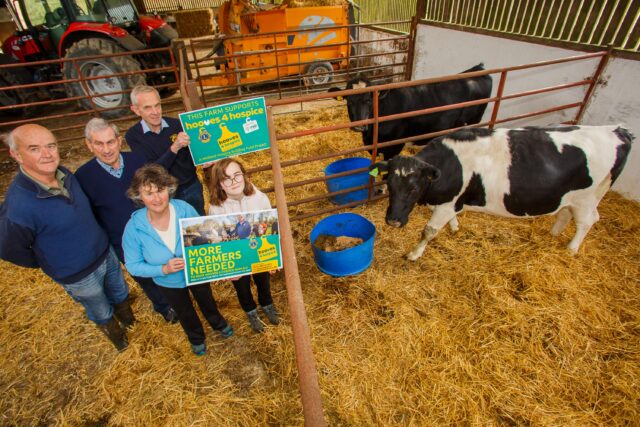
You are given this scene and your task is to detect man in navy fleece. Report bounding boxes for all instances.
[125,85,206,215]
[75,118,177,324]
[0,124,132,351]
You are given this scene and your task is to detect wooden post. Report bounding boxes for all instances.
[268,108,326,427]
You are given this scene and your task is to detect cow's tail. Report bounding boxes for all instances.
[610,126,634,184]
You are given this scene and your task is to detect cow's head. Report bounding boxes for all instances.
[329,77,373,132]
[371,156,441,227]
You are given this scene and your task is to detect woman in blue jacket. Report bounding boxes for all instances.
[122,164,233,355]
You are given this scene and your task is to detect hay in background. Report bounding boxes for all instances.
[174,9,216,38]
[0,104,639,425]
[283,0,347,6]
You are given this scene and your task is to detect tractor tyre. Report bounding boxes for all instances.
[0,54,40,118]
[304,61,334,87]
[62,38,145,119]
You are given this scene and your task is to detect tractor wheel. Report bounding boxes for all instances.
[0,54,40,117]
[62,38,145,118]
[304,61,334,86]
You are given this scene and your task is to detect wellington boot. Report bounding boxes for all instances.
[113,299,136,328]
[98,317,128,351]
[261,304,281,325]
[246,309,264,333]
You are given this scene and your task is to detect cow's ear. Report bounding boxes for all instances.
[369,161,388,177]
[422,164,441,182]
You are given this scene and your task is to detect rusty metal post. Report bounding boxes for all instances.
[573,49,611,124]
[488,70,507,129]
[267,108,326,427]
[178,47,204,112]
[367,89,380,200]
[404,16,419,81]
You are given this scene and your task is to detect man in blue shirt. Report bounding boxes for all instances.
[234,214,252,239]
[0,124,131,351]
[76,118,178,324]
[125,85,206,215]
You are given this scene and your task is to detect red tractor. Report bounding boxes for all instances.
[1,0,178,118]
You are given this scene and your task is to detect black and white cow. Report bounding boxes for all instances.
[371,125,634,260]
[331,64,492,160]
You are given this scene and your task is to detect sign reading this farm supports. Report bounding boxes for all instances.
[179,209,281,285]
[179,97,269,165]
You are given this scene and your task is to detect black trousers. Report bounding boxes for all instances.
[232,272,272,312]
[158,283,227,345]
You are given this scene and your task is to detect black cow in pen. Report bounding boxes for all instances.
[371,125,634,260]
[330,64,493,160]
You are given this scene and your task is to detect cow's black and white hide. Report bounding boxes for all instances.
[330,64,493,161]
[371,125,634,260]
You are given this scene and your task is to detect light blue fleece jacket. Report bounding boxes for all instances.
[122,199,197,288]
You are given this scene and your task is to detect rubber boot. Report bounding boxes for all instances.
[97,317,128,351]
[262,304,281,325]
[246,309,264,333]
[113,299,136,328]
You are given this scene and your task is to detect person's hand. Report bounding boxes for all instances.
[200,160,217,169]
[170,132,191,153]
[162,257,185,274]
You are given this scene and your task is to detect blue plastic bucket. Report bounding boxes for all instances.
[324,157,372,205]
[310,213,376,277]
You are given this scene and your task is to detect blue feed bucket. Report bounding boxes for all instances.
[324,157,372,205]
[310,213,376,277]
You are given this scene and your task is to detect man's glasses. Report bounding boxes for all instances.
[222,173,244,186]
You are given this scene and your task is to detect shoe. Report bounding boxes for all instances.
[219,324,234,338]
[261,304,281,325]
[191,343,206,356]
[97,317,128,351]
[113,299,136,328]
[162,308,179,324]
[246,309,264,333]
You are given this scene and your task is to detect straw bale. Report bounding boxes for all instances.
[174,8,216,38]
[1,103,639,425]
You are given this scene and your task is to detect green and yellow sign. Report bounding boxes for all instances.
[179,97,269,165]
[179,209,281,285]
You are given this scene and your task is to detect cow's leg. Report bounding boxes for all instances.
[428,206,459,233]
[406,206,456,261]
[550,207,572,236]
[448,215,459,233]
[567,205,599,254]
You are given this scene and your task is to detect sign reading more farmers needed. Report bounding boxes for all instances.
[179,209,282,285]
[179,97,269,165]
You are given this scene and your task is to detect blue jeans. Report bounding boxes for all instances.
[176,178,205,216]
[60,247,129,325]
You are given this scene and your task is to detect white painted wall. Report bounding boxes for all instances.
[412,24,639,201]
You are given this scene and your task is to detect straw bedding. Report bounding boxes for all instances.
[0,104,639,425]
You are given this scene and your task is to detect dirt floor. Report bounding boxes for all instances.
[1,103,639,425]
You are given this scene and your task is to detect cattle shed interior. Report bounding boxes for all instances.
[1,19,639,426]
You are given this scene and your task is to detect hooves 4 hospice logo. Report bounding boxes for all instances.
[288,16,337,46]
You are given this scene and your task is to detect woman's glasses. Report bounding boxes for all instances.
[222,173,244,186]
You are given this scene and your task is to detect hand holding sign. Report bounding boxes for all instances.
[162,257,186,274]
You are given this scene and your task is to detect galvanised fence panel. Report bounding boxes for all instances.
[423,0,640,52]
[357,0,418,32]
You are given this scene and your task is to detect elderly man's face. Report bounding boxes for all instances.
[130,90,163,128]
[86,126,122,167]
[10,125,60,179]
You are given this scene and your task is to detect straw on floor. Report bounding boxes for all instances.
[0,105,638,425]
